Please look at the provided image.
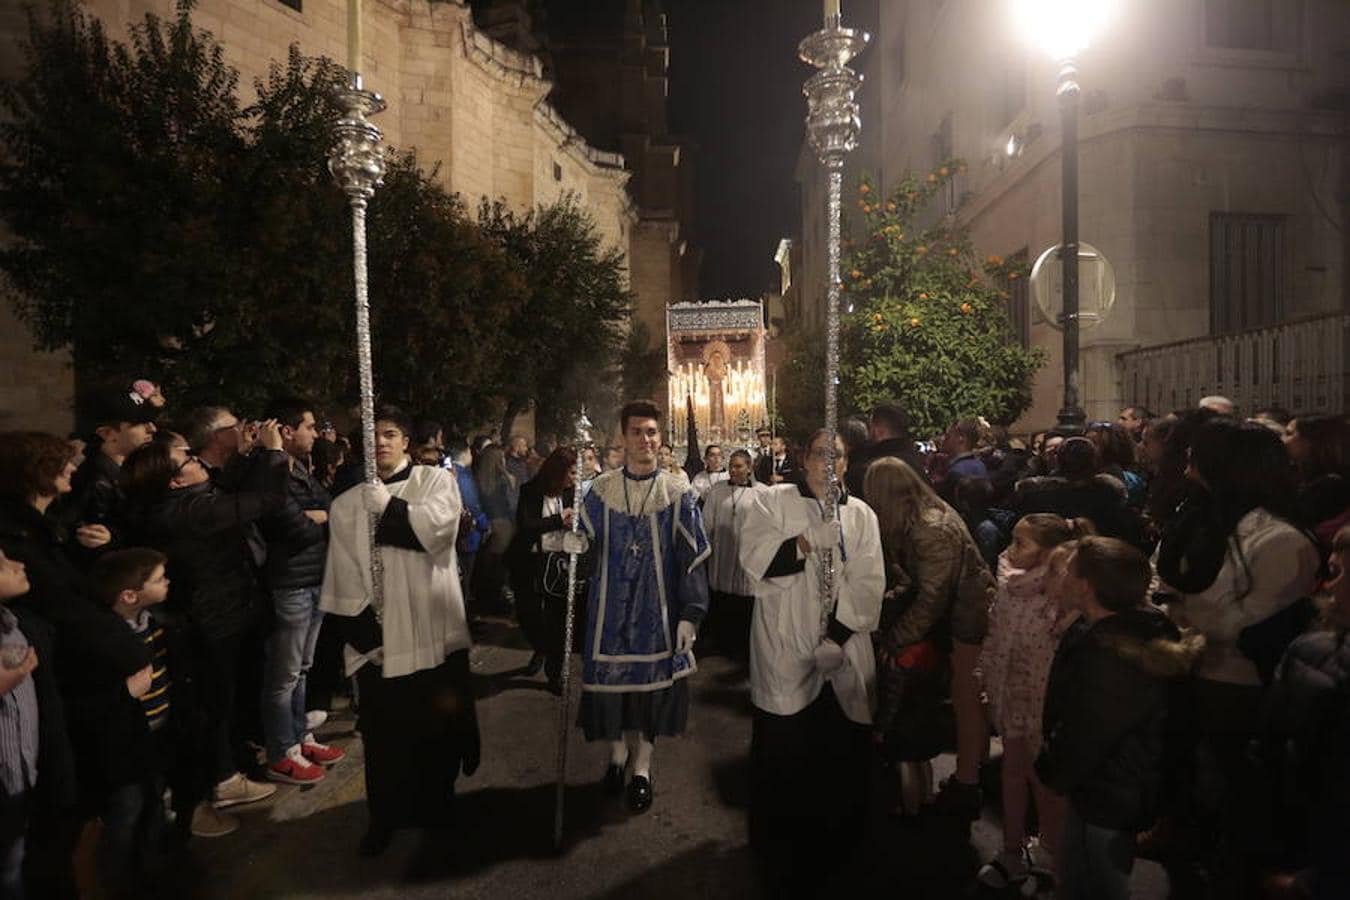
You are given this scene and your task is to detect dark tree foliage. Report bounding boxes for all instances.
[478,196,632,440]
[0,0,629,432]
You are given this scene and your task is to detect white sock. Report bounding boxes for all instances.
[628,732,654,779]
[609,739,628,766]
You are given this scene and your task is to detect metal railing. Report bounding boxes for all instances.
[1117,312,1350,415]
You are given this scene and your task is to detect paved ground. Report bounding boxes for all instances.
[194,618,1169,899]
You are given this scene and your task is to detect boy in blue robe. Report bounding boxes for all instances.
[577,400,710,813]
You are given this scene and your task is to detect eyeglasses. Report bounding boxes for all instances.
[173,454,201,476]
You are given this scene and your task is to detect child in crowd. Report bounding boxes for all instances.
[1035,536,1201,900]
[976,514,1091,890]
[88,548,206,896]
[1263,524,1350,900]
[0,550,39,899]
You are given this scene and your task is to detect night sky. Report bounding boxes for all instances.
[666,0,825,300]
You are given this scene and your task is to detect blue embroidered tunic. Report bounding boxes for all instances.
[577,467,711,740]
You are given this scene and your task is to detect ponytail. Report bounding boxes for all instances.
[1019,513,1097,549]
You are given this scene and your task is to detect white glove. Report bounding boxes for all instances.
[562,532,589,555]
[813,639,846,675]
[676,621,697,655]
[803,519,842,555]
[362,481,391,515]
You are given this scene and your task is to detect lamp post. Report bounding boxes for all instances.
[1013,1,1117,434]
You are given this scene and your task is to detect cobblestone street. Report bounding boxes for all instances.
[191,618,1169,899]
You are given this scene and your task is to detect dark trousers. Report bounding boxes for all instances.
[306,612,347,713]
[706,590,753,660]
[97,775,166,897]
[354,651,480,832]
[0,791,27,900]
[750,685,870,897]
[197,631,244,784]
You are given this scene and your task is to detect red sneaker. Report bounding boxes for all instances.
[301,736,346,767]
[268,749,326,784]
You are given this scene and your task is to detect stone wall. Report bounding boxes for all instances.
[804,0,1350,430]
[0,0,640,435]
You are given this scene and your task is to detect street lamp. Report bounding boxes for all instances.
[1013,0,1118,434]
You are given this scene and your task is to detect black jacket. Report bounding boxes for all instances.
[510,481,577,556]
[846,437,927,502]
[260,458,330,591]
[1036,606,1200,830]
[1016,475,1147,551]
[124,450,289,641]
[49,452,125,569]
[0,497,149,808]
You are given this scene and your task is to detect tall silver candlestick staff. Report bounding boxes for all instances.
[329,70,388,612]
[554,411,593,849]
[799,3,868,629]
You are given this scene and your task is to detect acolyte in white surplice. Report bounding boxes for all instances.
[739,483,885,725]
[320,459,470,678]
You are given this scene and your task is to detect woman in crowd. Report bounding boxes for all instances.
[1157,418,1321,896]
[1087,421,1146,509]
[1282,414,1350,544]
[739,429,884,894]
[471,444,518,614]
[121,428,289,830]
[700,449,765,659]
[865,456,995,820]
[0,432,83,897]
[508,446,579,692]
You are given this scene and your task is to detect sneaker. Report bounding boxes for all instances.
[1024,838,1057,896]
[213,772,278,809]
[301,734,346,766]
[305,709,329,731]
[977,849,1029,889]
[190,802,239,838]
[929,775,982,820]
[268,746,326,784]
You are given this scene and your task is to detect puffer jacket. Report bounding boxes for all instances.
[883,503,995,649]
[125,450,288,641]
[1266,625,1350,884]
[1037,605,1203,830]
[1016,474,1146,550]
[261,458,329,591]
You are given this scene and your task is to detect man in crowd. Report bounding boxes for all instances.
[259,398,345,785]
[53,385,159,555]
[445,434,491,618]
[690,444,728,499]
[1117,406,1152,443]
[1199,395,1236,416]
[939,418,990,499]
[505,434,531,485]
[603,445,625,472]
[846,402,925,501]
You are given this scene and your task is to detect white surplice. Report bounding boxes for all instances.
[320,460,470,679]
[739,484,884,725]
[701,479,768,597]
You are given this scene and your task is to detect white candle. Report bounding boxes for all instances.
[347,0,362,74]
[825,0,840,22]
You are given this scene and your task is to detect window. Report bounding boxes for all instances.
[931,113,953,169]
[1204,0,1279,51]
[277,0,302,11]
[1209,213,1286,334]
[1001,249,1031,348]
[552,161,563,182]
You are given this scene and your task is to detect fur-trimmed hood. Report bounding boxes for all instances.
[1095,606,1206,679]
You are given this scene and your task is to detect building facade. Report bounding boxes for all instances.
[0,0,682,432]
[796,0,1349,427]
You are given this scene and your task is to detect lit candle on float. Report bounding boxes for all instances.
[348,0,362,74]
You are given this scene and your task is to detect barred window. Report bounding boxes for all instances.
[1209,213,1286,335]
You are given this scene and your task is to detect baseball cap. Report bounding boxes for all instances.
[79,385,159,435]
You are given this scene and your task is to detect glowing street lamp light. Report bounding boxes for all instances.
[1012,0,1118,433]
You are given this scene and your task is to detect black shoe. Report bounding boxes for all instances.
[603,763,626,796]
[626,775,652,813]
[358,824,395,857]
[524,652,546,677]
[929,776,982,821]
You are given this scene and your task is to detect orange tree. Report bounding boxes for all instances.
[838,161,1044,437]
